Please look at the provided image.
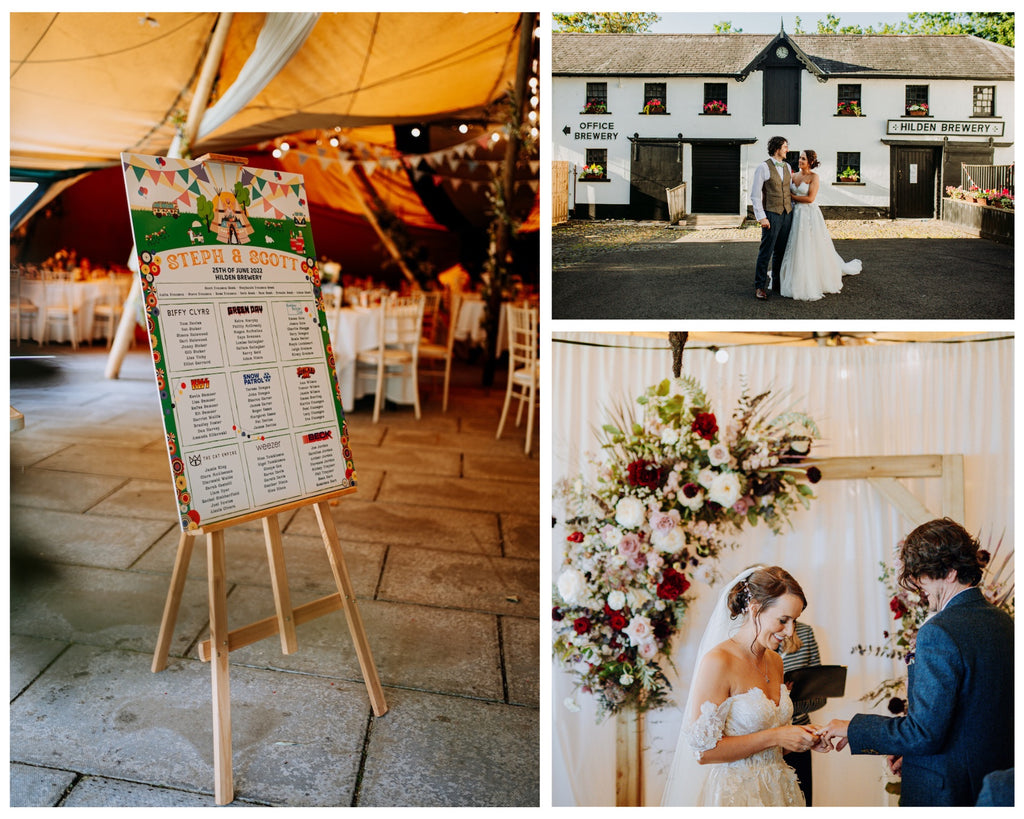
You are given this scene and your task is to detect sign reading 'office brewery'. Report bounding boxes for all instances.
[122,152,356,531]
[573,121,620,140]
[886,119,1005,137]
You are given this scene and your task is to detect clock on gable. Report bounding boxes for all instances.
[775,45,789,59]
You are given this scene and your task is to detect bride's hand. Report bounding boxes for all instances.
[807,726,833,753]
[773,725,818,753]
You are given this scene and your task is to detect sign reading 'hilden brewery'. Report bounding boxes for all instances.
[886,119,1005,137]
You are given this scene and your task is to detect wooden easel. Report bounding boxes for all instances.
[151,486,387,805]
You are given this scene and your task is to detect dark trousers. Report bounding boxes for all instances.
[789,749,813,806]
[754,208,792,292]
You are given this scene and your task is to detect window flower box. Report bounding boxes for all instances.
[642,99,666,115]
[838,167,860,183]
[906,103,929,116]
[579,163,606,181]
[582,100,607,115]
[703,100,727,115]
[836,101,862,116]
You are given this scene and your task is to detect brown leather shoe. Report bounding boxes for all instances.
[755,288,769,300]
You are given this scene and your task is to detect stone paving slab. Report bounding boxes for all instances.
[86,478,187,521]
[502,513,542,560]
[10,467,127,514]
[11,505,173,570]
[385,427,536,457]
[378,473,540,515]
[9,434,74,469]
[31,442,170,481]
[10,634,68,700]
[10,644,371,806]
[502,616,540,707]
[354,444,462,478]
[11,564,211,655]
[358,687,539,806]
[286,498,503,556]
[227,591,504,701]
[10,763,78,808]
[463,452,540,483]
[378,546,538,616]
[134,526,386,600]
[61,775,261,807]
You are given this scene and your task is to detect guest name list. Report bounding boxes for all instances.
[123,155,354,531]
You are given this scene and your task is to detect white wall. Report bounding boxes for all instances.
[553,73,1013,213]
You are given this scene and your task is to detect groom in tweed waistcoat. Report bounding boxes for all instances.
[824,518,1014,806]
[749,135,793,300]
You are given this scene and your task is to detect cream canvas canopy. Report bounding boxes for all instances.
[11,12,527,171]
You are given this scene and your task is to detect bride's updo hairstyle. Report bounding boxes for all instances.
[727,566,807,620]
[803,150,820,169]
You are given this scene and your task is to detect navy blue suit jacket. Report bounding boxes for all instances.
[848,587,1014,806]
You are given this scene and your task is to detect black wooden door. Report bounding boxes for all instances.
[629,142,681,221]
[690,143,740,214]
[893,146,938,218]
[763,68,801,124]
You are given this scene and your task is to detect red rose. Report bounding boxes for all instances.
[567,531,584,543]
[691,412,718,440]
[890,596,908,619]
[607,612,627,631]
[573,617,591,635]
[657,567,691,601]
[627,459,662,489]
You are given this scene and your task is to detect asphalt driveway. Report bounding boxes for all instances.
[552,222,1013,319]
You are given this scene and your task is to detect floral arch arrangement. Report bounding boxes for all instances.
[554,375,823,718]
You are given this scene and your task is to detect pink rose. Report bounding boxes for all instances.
[618,532,642,558]
[649,508,680,535]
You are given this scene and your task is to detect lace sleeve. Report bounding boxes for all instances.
[684,700,728,761]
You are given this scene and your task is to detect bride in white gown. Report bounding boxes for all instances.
[780,150,862,301]
[661,566,832,806]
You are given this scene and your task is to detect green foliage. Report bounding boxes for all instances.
[797,12,1014,44]
[553,12,661,33]
[713,21,743,33]
[196,195,213,228]
[233,181,251,211]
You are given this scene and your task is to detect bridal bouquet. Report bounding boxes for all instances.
[554,376,821,717]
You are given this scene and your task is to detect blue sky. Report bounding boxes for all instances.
[649,12,917,34]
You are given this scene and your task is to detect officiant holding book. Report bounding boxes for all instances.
[779,623,827,805]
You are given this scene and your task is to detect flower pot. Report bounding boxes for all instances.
[976,197,988,206]
[908,110,927,117]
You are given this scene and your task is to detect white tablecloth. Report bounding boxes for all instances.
[454,298,509,356]
[16,278,122,344]
[328,307,417,411]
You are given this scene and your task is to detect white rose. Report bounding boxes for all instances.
[660,427,679,446]
[651,526,685,554]
[556,568,588,606]
[600,524,624,549]
[697,467,717,489]
[607,590,626,610]
[623,615,653,646]
[708,443,730,466]
[638,639,659,660]
[620,673,634,686]
[680,489,705,511]
[615,496,646,529]
[708,471,742,508]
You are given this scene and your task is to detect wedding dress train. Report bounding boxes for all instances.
[780,180,862,301]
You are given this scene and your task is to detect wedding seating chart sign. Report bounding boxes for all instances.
[122,153,356,530]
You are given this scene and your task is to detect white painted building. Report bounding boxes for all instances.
[552,29,1014,220]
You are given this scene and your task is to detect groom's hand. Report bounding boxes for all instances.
[758,218,770,228]
[824,718,850,751]
[887,755,903,775]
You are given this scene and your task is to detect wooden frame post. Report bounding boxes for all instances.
[613,453,967,806]
[152,491,386,804]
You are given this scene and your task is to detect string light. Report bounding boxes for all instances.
[458,124,469,134]
[410,127,421,138]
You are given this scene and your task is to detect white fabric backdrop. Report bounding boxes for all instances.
[550,331,1013,807]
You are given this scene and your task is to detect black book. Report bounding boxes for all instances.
[784,665,848,701]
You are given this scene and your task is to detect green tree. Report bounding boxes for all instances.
[903,12,1013,46]
[233,181,251,212]
[552,12,661,33]
[196,195,213,229]
[713,21,743,33]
